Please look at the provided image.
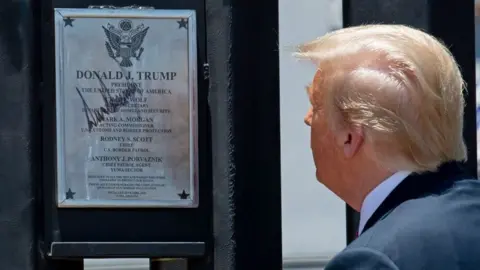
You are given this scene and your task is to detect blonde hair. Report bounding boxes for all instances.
[295,24,467,172]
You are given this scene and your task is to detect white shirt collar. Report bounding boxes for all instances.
[358,171,411,234]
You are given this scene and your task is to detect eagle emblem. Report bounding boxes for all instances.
[102,19,149,67]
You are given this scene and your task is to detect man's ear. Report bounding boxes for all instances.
[337,126,364,158]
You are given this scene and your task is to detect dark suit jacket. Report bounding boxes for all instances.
[325,162,480,270]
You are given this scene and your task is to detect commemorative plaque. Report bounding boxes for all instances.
[54,8,198,208]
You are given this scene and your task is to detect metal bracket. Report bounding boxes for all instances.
[88,5,155,9]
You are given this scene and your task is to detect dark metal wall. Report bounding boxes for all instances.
[343,0,477,244]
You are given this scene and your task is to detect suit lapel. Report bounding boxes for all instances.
[361,162,472,234]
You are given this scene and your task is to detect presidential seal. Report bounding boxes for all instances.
[102,19,149,67]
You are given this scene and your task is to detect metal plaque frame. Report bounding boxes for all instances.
[54,8,198,208]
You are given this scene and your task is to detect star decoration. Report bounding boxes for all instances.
[66,188,76,199]
[178,190,190,199]
[177,18,188,29]
[63,17,75,27]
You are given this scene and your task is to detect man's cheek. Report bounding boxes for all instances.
[310,139,324,161]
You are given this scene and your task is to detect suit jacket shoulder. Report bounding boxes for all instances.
[325,163,480,270]
[348,180,480,270]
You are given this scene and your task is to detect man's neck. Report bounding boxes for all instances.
[358,171,412,234]
[344,163,394,211]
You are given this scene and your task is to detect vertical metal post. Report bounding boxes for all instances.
[207,0,282,268]
[429,0,477,177]
[0,0,39,270]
